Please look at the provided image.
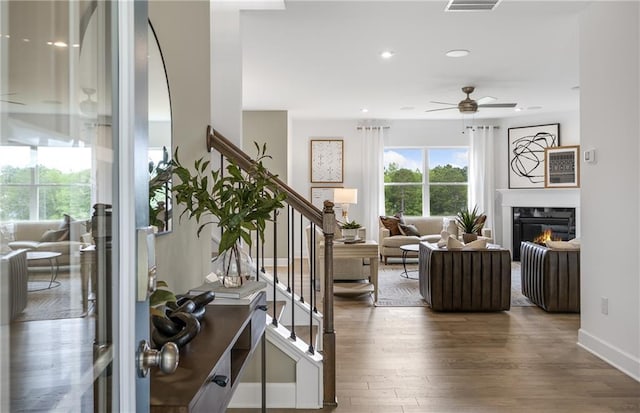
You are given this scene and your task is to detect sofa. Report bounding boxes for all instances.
[7,218,89,268]
[379,216,459,264]
[0,248,28,321]
[419,241,512,311]
[520,241,580,312]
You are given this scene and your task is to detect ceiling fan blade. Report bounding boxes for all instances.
[430,101,457,106]
[478,103,517,108]
[0,99,25,105]
[425,107,458,113]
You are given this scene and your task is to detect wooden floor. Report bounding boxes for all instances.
[8,261,640,412]
[231,291,640,413]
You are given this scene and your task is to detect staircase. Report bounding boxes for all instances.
[229,270,324,409]
[207,126,338,409]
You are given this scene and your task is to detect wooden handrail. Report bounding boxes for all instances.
[206,126,323,227]
[206,124,337,407]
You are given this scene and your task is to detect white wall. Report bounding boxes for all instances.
[577,1,639,381]
[150,1,211,294]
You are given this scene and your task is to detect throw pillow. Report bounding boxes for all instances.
[545,240,580,250]
[398,223,420,237]
[39,229,67,242]
[446,236,464,250]
[57,214,74,241]
[463,238,488,250]
[379,216,402,236]
[474,214,487,236]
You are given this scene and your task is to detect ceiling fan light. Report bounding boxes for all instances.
[476,96,496,105]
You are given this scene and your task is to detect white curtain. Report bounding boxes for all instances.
[360,126,385,242]
[468,126,495,229]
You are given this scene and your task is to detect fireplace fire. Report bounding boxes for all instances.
[512,207,576,260]
[533,229,561,245]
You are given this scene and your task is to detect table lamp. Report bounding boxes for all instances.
[333,188,358,223]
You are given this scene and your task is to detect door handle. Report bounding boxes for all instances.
[136,340,179,377]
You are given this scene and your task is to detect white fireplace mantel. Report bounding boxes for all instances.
[497,188,581,254]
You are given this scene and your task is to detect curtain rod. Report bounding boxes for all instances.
[356,126,391,130]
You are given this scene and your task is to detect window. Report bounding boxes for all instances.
[0,145,92,221]
[384,147,468,216]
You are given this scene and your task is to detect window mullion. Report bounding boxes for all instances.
[423,148,429,216]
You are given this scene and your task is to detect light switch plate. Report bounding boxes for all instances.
[584,149,596,163]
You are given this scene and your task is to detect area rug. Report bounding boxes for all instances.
[13,271,86,322]
[375,260,534,307]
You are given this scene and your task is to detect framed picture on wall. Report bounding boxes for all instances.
[310,186,343,215]
[508,123,560,189]
[545,145,580,188]
[310,139,344,183]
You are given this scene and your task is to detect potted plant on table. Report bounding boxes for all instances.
[341,220,362,241]
[171,143,286,287]
[456,205,483,244]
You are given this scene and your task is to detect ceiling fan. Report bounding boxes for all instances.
[425,86,516,114]
[0,93,25,105]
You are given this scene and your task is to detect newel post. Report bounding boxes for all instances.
[321,200,337,406]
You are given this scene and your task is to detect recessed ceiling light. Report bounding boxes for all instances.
[72,43,79,48]
[4,35,10,39]
[53,41,68,48]
[445,49,470,58]
[527,106,543,110]
[571,85,580,90]
[360,108,369,113]
[380,51,395,59]
[22,38,30,42]
[514,107,524,112]
[46,41,53,45]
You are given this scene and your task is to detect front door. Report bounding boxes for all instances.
[0,1,150,411]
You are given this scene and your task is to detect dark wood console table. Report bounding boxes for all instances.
[151,291,266,412]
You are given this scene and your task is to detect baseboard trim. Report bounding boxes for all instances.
[228,382,296,408]
[578,328,640,382]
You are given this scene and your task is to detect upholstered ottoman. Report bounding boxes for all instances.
[520,241,580,312]
[419,242,511,311]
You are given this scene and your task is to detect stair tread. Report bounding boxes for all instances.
[282,324,319,347]
[266,300,287,320]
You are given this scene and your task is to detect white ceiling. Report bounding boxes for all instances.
[241,0,589,120]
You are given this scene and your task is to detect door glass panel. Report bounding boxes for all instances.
[0,1,118,411]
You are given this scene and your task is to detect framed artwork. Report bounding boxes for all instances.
[310,139,344,183]
[310,187,343,215]
[545,145,580,188]
[508,123,560,189]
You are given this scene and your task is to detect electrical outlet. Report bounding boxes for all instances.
[601,297,608,315]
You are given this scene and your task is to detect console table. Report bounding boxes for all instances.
[318,240,379,304]
[151,291,266,412]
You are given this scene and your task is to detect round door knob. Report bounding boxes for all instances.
[137,340,179,377]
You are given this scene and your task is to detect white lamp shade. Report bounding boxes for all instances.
[334,188,357,204]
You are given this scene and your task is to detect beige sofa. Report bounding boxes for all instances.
[7,219,89,268]
[379,216,459,264]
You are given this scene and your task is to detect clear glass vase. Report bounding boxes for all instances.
[211,245,253,288]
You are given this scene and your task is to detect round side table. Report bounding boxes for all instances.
[399,244,420,279]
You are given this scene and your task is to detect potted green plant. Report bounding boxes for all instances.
[341,220,362,240]
[456,205,482,243]
[171,143,286,287]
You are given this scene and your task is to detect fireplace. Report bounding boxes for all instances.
[512,207,576,260]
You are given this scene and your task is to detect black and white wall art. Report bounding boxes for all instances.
[508,123,560,189]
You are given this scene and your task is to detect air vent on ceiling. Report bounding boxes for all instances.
[445,0,502,12]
